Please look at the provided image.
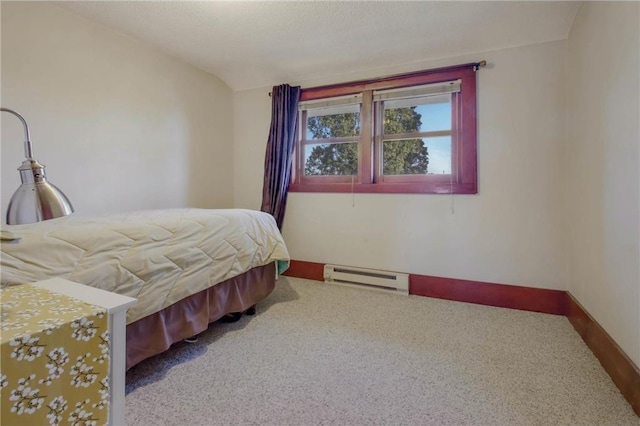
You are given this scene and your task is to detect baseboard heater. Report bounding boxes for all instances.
[323,264,409,295]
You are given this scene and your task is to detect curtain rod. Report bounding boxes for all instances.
[268,60,486,97]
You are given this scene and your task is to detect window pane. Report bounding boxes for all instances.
[306,111,360,140]
[382,136,451,175]
[304,143,358,176]
[383,94,451,134]
[417,98,451,132]
[422,136,452,174]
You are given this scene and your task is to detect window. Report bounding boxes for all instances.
[301,95,361,178]
[289,64,478,194]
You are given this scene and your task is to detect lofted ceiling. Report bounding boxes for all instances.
[56,1,581,91]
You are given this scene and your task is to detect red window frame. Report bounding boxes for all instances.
[289,63,478,194]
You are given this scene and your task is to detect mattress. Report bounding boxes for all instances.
[1,208,289,324]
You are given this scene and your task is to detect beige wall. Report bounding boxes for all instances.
[566,2,640,366]
[234,40,568,291]
[1,2,234,221]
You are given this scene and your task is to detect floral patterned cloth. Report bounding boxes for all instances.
[1,284,110,426]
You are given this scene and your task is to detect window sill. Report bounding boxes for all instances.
[288,182,477,194]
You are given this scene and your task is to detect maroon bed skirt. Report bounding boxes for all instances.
[125,262,276,370]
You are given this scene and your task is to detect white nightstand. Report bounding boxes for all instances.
[32,278,137,426]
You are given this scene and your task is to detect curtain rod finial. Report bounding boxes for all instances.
[474,60,487,71]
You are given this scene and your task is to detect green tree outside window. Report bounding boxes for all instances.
[305,107,428,176]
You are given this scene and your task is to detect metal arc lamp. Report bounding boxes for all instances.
[2,108,74,224]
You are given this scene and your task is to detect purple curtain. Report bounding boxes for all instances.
[260,84,301,229]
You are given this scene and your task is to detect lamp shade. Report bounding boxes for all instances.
[2,107,74,225]
[6,159,74,225]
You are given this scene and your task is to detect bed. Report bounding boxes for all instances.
[0,208,290,369]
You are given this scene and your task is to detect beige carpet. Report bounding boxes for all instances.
[125,277,640,425]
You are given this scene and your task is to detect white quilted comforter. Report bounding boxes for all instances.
[1,209,290,324]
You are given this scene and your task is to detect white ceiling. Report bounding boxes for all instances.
[56,1,581,91]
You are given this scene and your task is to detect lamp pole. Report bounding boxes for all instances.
[1,107,34,159]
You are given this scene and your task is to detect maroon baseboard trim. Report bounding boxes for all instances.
[282,260,324,281]
[283,259,639,416]
[566,293,640,416]
[283,260,566,315]
[410,274,567,315]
